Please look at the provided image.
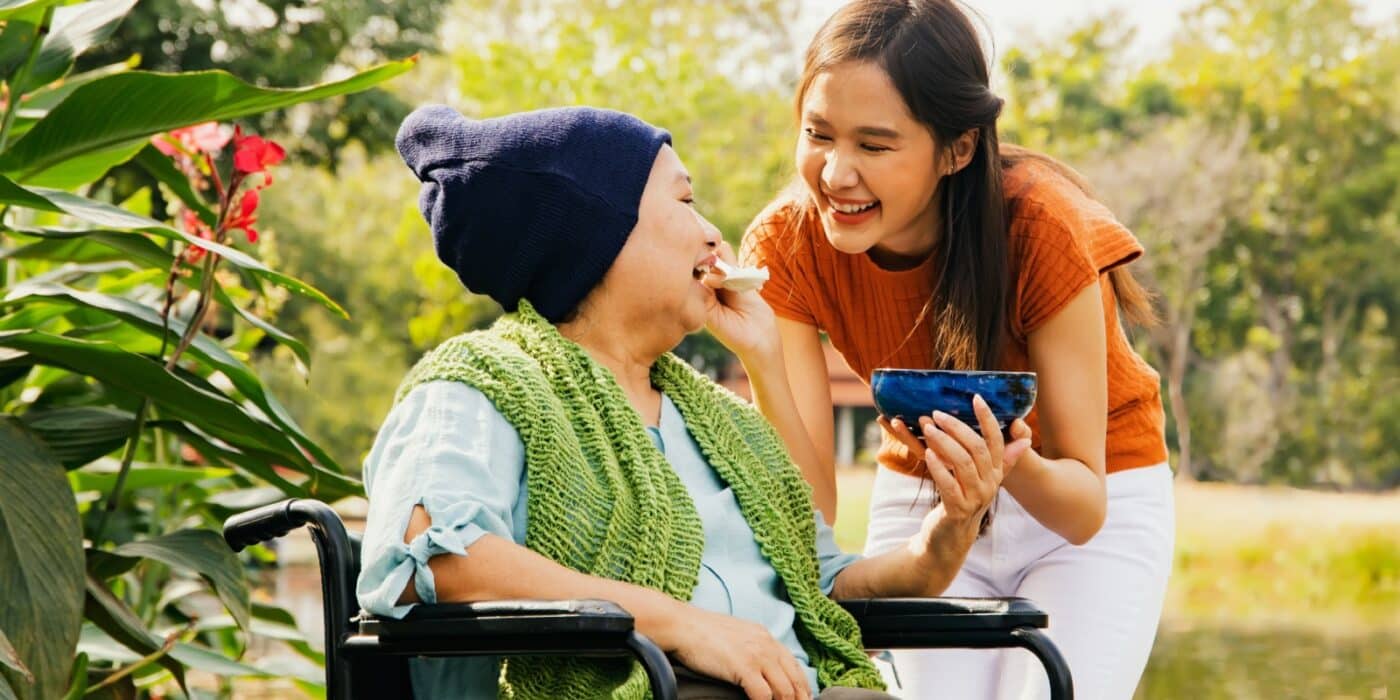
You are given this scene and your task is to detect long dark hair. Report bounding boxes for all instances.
[797,0,1155,370]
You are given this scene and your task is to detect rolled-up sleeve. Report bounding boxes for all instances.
[355,381,526,618]
[814,513,860,596]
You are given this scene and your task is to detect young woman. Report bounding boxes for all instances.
[740,1,1175,698]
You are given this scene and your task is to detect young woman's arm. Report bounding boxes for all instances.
[1003,282,1109,545]
[743,317,839,520]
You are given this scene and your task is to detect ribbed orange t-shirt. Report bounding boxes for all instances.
[741,160,1168,476]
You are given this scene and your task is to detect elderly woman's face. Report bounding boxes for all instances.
[599,144,723,335]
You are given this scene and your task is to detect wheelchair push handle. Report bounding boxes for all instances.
[223,498,306,551]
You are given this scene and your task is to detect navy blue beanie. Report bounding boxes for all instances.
[396,105,672,322]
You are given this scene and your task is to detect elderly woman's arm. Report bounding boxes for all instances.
[399,513,815,700]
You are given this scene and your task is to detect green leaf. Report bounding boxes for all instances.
[17,139,146,189]
[147,420,310,499]
[19,406,133,469]
[0,331,323,480]
[81,579,185,691]
[0,178,349,318]
[0,58,416,185]
[0,418,84,700]
[0,0,62,21]
[3,227,174,269]
[0,627,33,687]
[70,463,233,492]
[1,282,338,471]
[1,228,312,370]
[84,549,137,581]
[57,652,86,700]
[132,143,216,226]
[23,56,137,113]
[82,623,274,679]
[0,7,43,81]
[112,529,249,632]
[21,0,137,93]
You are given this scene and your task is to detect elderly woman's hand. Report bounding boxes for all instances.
[703,241,781,363]
[667,607,812,700]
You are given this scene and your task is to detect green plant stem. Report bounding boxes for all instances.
[0,5,54,154]
[93,251,220,545]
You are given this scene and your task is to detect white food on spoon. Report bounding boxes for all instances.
[712,258,769,292]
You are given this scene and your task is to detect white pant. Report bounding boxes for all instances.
[863,463,1175,700]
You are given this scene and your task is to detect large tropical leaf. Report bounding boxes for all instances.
[0,419,84,700]
[149,420,310,498]
[81,577,185,690]
[0,626,33,700]
[18,406,133,469]
[77,624,273,679]
[0,628,31,685]
[0,58,416,185]
[111,529,249,632]
[0,282,337,470]
[0,0,62,21]
[69,463,233,493]
[22,56,137,113]
[1,228,313,370]
[0,178,347,317]
[20,0,137,93]
[0,6,44,82]
[0,330,312,472]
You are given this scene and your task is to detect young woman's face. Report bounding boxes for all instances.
[797,60,947,260]
[601,144,722,334]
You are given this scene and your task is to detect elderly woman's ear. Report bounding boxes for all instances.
[397,105,671,323]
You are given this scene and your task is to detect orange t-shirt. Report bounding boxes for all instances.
[741,160,1167,476]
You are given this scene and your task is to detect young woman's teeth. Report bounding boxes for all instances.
[832,201,877,214]
[692,263,712,280]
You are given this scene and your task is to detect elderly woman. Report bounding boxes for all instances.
[356,105,1030,700]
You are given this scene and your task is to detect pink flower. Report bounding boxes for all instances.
[152,122,232,157]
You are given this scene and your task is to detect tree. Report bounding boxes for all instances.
[1079,119,1262,480]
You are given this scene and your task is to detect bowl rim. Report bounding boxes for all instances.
[871,368,1037,379]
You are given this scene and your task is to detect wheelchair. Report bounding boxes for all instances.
[224,498,1073,699]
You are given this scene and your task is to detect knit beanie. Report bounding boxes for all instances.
[395,105,672,322]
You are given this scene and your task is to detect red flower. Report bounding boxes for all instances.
[226,189,261,244]
[233,127,286,175]
[181,208,216,263]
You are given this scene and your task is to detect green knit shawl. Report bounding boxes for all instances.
[394,301,883,698]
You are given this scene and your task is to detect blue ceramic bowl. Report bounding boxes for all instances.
[870,369,1037,435]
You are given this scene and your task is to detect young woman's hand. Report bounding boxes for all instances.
[666,607,812,700]
[880,395,1031,530]
[703,241,781,363]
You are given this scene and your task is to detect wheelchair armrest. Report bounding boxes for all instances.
[356,599,634,648]
[841,597,1047,648]
[347,599,677,700]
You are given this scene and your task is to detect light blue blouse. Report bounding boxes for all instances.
[356,380,859,698]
